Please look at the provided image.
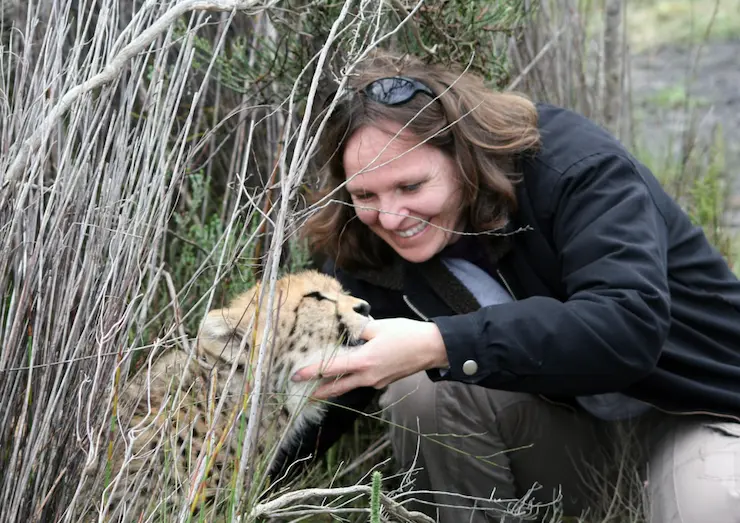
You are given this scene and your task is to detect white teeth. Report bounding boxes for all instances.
[396,222,427,238]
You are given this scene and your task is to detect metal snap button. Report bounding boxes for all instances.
[462,359,478,376]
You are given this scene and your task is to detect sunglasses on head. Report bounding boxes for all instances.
[362,76,435,106]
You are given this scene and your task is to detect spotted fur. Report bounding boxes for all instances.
[101,270,371,521]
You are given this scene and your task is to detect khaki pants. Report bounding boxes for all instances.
[380,372,740,523]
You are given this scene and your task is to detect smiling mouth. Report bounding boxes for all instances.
[395,221,427,238]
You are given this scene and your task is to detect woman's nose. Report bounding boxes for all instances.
[377,205,408,230]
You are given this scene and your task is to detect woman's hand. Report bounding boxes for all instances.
[291,318,448,400]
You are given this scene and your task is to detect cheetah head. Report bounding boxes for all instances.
[195,270,372,421]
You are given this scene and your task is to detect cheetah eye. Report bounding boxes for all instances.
[303,291,328,301]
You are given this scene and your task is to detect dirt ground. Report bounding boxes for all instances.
[629,38,740,229]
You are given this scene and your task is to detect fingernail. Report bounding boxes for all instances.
[291,373,303,382]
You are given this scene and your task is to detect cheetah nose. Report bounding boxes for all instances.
[353,301,371,317]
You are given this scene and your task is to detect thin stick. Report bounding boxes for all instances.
[248,485,436,523]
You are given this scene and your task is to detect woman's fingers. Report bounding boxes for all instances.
[312,373,366,400]
[359,319,378,340]
[292,350,363,382]
[291,361,339,382]
[292,350,377,398]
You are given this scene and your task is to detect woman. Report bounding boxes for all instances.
[291,52,740,523]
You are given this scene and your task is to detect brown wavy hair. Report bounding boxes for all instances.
[302,52,541,272]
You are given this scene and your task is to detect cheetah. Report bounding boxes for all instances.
[98,270,372,522]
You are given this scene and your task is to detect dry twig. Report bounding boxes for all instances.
[248,484,436,522]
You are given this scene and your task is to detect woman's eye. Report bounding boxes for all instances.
[400,183,422,193]
[353,192,373,201]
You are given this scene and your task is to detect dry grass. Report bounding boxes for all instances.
[0,0,308,520]
[1,0,539,520]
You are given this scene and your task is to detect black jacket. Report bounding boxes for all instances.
[272,103,740,478]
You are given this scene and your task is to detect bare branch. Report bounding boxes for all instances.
[248,484,437,523]
[602,0,624,135]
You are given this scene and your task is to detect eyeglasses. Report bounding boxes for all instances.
[362,76,435,106]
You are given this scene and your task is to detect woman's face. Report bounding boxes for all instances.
[342,122,465,264]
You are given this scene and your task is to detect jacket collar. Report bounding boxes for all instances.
[347,228,514,316]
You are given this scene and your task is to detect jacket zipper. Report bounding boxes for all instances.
[402,295,429,322]
[496,268,517,300]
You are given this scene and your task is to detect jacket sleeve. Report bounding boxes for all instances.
[431,152,672,396]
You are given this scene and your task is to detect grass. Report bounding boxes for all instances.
[643,84,711,110]
[626,0,740,52]
[629,116,737,261]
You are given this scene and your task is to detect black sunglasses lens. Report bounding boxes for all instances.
[364,77,433,106]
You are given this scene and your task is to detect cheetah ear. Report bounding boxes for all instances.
[197,309,252,363]
[199,309,239,340]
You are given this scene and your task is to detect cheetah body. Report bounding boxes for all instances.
[100,270,371,521]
